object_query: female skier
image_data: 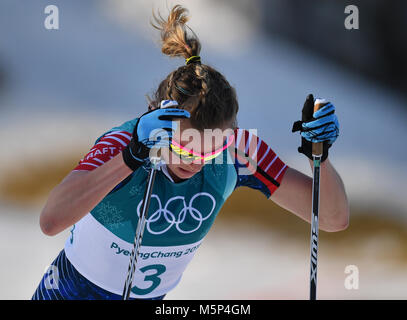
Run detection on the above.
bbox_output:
[32,5,349,300]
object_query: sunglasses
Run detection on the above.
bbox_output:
[169,135,234,163]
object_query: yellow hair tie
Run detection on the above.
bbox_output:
[185,56,201,65]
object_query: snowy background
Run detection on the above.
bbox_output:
[0,0,406,299]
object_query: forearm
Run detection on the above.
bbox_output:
[41,153,133,235]
[309,158,350,231]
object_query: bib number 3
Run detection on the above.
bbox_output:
[131,264,166,295]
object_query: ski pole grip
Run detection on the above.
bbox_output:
[312,101,324,156]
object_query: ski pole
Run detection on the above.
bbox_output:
[309,101,323,300]
[122,155,160,300]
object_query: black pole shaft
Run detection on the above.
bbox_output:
[309,155,321,300]
[122,166,157,300]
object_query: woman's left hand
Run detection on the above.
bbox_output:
[292,94,340,162]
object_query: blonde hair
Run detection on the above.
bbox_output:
[150,5,239,130]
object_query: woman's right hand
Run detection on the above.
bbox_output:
[122,100,190,170]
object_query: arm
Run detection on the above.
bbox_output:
[40,130,134,236]
[233,126,349,232]
[270,158,349,232]
[40,153,133,236]
[40,106,189,236]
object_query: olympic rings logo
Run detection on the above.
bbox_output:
[136,192,216,235]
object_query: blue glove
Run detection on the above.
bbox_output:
[300,99,339,144]
[123,100,190,170]
[292,94,339,162]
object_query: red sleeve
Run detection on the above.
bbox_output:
[233,128,289,197]
[73,130,132,171]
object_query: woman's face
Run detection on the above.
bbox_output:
[161,118,232,182]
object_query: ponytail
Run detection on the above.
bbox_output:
[149,5,239,130]
[152,5,201,60]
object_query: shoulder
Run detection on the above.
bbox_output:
[71,118,138,172]
[94,118,139,144]
[231,127,289,198]
[109,118,140,134]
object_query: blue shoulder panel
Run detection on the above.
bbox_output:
[233,160,271,199]
[94,118,140,144]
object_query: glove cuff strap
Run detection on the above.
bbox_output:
[292,120,303,132]
[122,142,145,171]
